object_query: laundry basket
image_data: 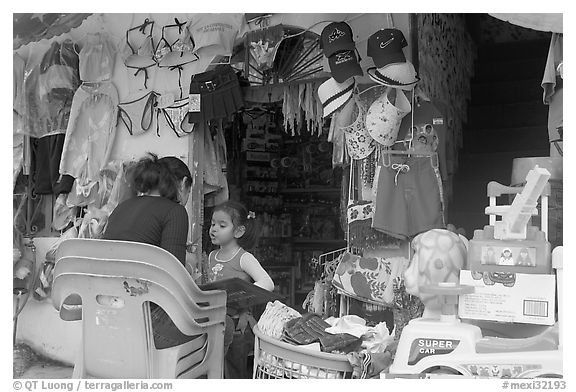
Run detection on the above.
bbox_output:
[252,325,353,379]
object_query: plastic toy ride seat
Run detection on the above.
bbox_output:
[475,324,559,354]
[51,239,227,379]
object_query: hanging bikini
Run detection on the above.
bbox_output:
[154,18,199,99]
[117,90,157,136]
[157,96,195,137]
[122,18,157,90]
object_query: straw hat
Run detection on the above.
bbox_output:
[367,61,420,91]
[317,77,355,118]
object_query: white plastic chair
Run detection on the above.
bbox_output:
[52,239,227,379]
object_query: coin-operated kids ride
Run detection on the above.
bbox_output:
[389,168,562,378]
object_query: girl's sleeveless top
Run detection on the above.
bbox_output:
[207,248,253,283]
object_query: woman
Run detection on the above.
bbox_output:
[103,152,193,349]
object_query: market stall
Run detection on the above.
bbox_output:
[13,12,562,380]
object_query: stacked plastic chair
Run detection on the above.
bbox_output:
[52,239,227,379]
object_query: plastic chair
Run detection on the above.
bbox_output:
[52,239,227,379]
[56,239,221,302]
[53,256,225,323]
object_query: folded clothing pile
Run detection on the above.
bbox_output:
[257,300,302,340]
[282,313,362,354]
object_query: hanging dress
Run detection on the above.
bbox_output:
[59,81,119,199]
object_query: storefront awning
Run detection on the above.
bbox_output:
[489,13,562,33]
[13,13,92,50]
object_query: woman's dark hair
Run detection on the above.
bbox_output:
[213,200,259,250]
[158,156,192,188]
[130,153,191,203]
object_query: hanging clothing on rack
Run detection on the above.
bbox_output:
[187,65,244,125]
[78,32,116,83]
[154,18,198,99]
[30,134,75,195]
[25,40,80,195]
[157,96,195,137]
[187,13,244,65]
[117,89,158,136]
[14,53,26,187]
[59,81,119,200]
[372,153,444,240]
[541,33,563,157]
[39,39,81,135]
[121,17,158,92]
[346,160,402,250]
[203,122,229,206]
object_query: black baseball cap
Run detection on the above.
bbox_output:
[367,28,408,68]
[320,22,356,58]
[328,49,363,83]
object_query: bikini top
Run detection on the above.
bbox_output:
[122,18,156,88]
[339,95,376,160]
[154,18,198,69]
[339,95,367,135]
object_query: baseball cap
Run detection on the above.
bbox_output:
[367,28,408,68]
[328,49,363,83]
[320,22,356,58]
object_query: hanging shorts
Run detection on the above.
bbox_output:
[187,65,244,125]
[31,134,74,195]
[372,156,444,240]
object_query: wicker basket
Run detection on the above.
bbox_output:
[253,325,353,379]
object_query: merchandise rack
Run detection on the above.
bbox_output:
[252,325,353,379]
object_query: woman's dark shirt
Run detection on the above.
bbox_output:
[103,195,188,264]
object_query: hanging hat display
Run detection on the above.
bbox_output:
[320,21,356,57]
[328,49,363,82]
[366,88,412,147]
[367,28,408,68]
[317,77,355,118]
[335,97,376,160]
[367,61,420,91]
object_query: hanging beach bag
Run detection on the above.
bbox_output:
[331,251,408,306]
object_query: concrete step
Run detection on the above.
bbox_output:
[467,101,548,129]
[463,125,549,153]
[473,58,546,82]
[476,39,550,62]
[471,78,543,105]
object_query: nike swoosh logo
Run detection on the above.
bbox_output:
[379,37,394,49]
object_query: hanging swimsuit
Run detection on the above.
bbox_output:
[117,90,157,136]
[154,18,198,99]
[122,18,157,90]
[340,96,376,160]
[157,96,194,137]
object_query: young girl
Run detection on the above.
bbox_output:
[208,200,273,378]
